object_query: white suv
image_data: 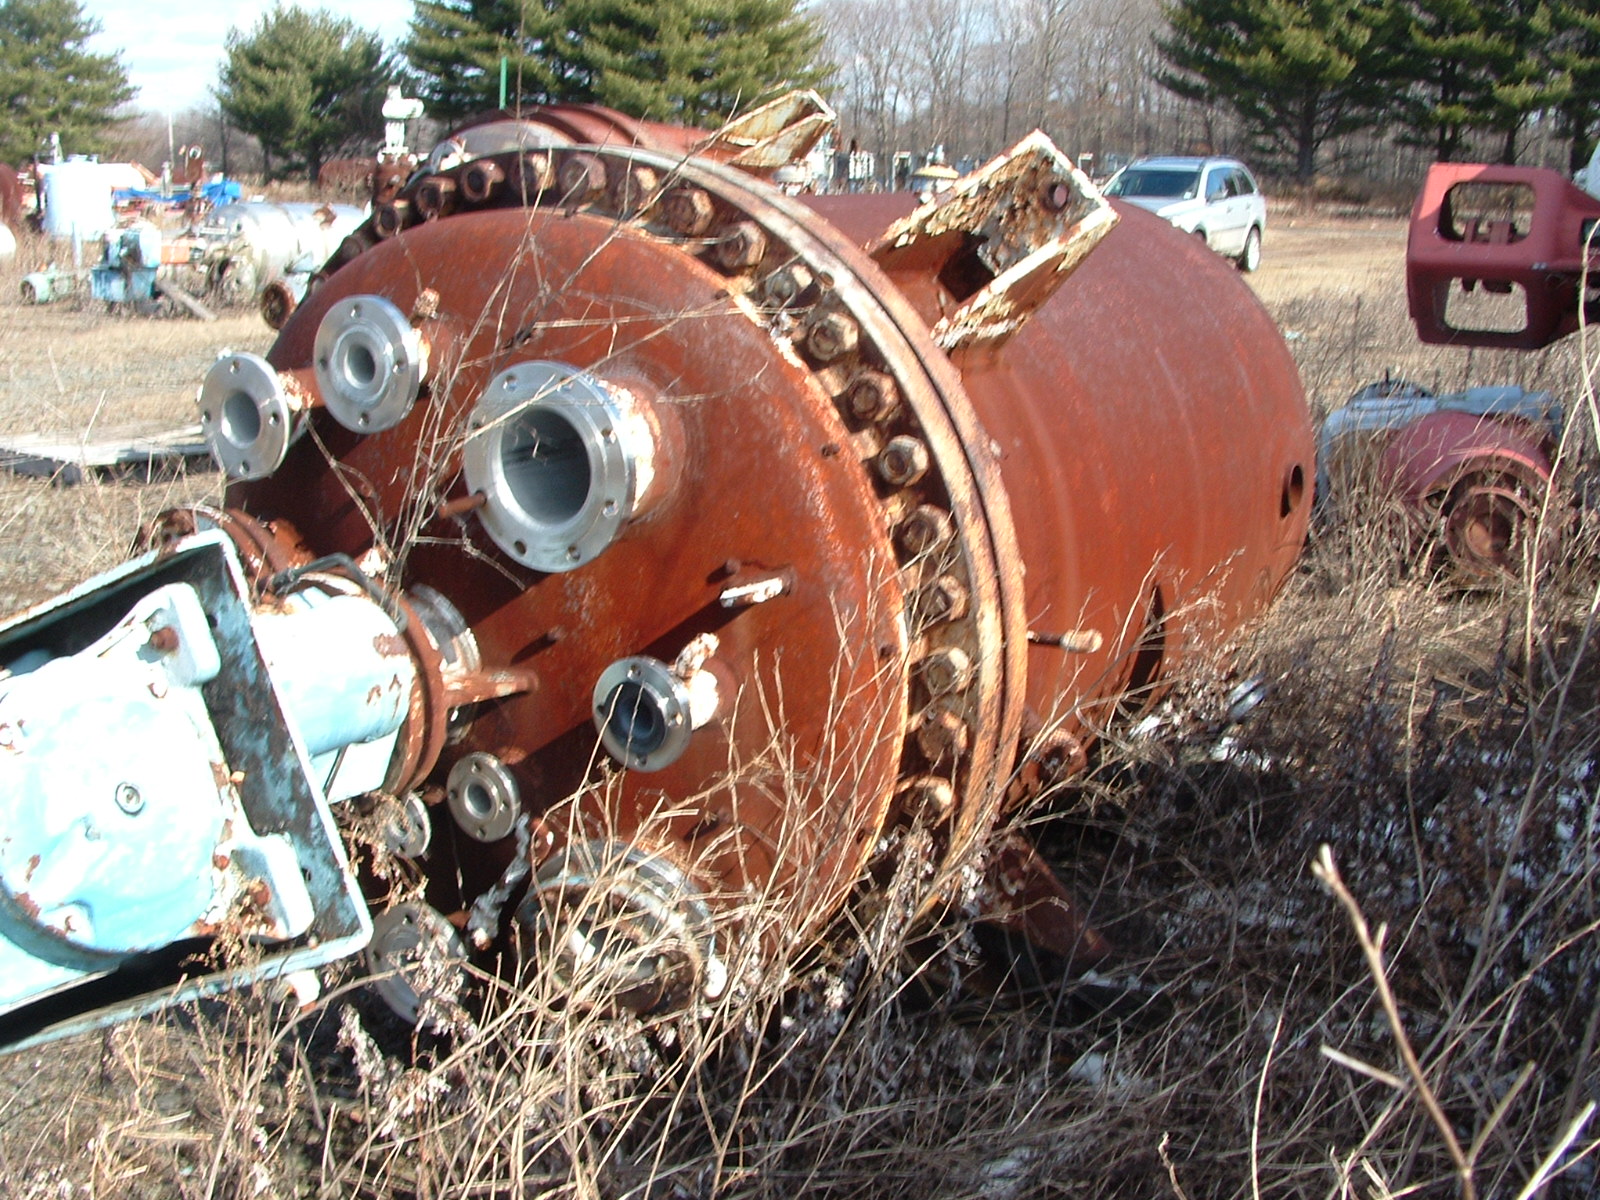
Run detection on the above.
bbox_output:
[1103,156,1266,271]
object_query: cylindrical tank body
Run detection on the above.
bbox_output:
[201,201,366,281]
[174,109,1313,1008]
[807,192,1309,734]
[41,159,116,239]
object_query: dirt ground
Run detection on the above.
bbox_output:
[1248,209,1408,301]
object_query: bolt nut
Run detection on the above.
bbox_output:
[920,574,970,624]
[114,783,144,815]
[898,504,956,558]
[806,310,860,362]
[373,200,410,239]
[261,280,297,330]
[611,164,659,216]
[845,370,901,422]
[559,153,607,204]
[517,152,556,196]
[878,436,930,486]
[461,160,505,202]
[919,646,974,696]
[763,264,814,306]
[663,187,715,236]
[916,707,970,762]
[899,774,955,822]
[715,221,767,271]
[414,175,458,220]
[1032,729,1088,778]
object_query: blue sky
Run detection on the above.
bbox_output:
[81,1,414,114]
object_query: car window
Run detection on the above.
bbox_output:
[1232,168,1258,196]
[1204,169,1228,201]
[1106,168,1200,200]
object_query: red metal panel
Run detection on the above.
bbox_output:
[1407,162,1600,349]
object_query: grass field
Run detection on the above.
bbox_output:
[0,210,1596,1199]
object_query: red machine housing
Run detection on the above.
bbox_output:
[1408,162,1600,349]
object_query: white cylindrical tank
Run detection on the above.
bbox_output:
[202,202,365,282]
[41,158,116,239]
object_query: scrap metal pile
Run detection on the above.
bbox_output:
[0,95,1314,1047]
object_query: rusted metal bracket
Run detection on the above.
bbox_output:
[868,131,1116,351]
[693,89,836,171]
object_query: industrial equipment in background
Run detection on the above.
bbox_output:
[1318,378,1561,581]
[13,138,366,318]
[198,200,366,320]
[1388,158,1600,577]
[0,91,1314,1048]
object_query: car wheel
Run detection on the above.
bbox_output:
[1236,227,1262,272]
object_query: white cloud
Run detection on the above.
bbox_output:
[82,0,412,114]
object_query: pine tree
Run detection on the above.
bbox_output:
[405,0,827,126]
[217,5,392,182]
[1387,1,1572,165]
[1157,0,1392,183]
[1551,0,1600,171]
[405,0,567,120]
[0,0,131,165]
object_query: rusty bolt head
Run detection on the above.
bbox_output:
[898,504,956,558]
[611,164,659,216]
[663,187,715,236]
[845,370,901,422]
[763,264,814,307]
[372,201,409,239]
[921,574,971,624]
[807,310,860,362]
[559,153,607,204]
[462,160,505,202]
[878,435,930,486]
[917,707,970,762]
[899,775,955,822]
[715,220,768,271]
[1035,729,1089,778]
[919,646,974,696]
[414,176,458,220]
[148,625,179,653]
[517,152,556,196]
[260,280,297,331]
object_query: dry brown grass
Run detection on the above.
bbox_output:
[0,232,269,610]
[0,218,1597,1200]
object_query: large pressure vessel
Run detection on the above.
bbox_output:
[178,105,1312,1011]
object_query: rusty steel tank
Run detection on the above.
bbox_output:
[28,98,1311,1025]
[177,102,1313,1012]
